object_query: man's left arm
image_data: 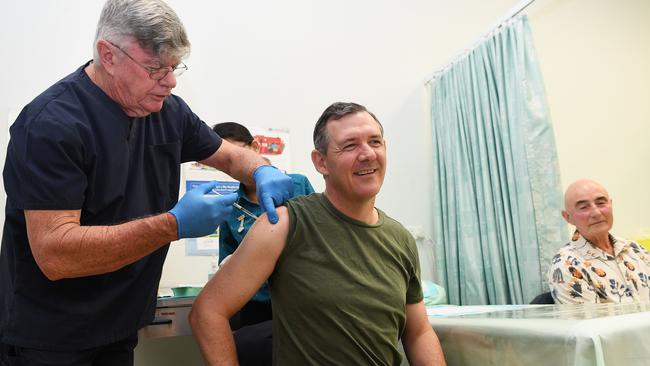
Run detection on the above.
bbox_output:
[402,301,446,366]
[190,208,290,365]
[200,140,293,223]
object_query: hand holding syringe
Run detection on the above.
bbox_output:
[212,189,259,220]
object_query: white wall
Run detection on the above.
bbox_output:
[0,0,521,289]
[2,0,648,290]
[2,0,648,365]
[527,0,650,241]
[158,0,524,286]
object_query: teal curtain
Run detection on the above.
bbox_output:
[430,16,566,305]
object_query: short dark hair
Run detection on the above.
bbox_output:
[212,122,255,145]
[313,102,383,153]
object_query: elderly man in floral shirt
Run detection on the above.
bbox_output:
[548,179,650,304]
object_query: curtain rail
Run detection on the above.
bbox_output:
[424,0,537,85]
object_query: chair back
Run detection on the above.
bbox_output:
[530,291,554,304]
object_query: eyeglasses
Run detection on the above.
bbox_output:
[108,41,188,80]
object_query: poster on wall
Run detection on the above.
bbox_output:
[251,127,292,172]
[183,127,292,256]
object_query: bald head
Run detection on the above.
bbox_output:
[562,179,613,241]
[564,179,610,210]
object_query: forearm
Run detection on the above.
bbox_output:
[403,329,446,366]
[27,211,178,280]
[189,307,239,366]
[403,301,446,365]
[227,148,266,186]
[201,140,267,186]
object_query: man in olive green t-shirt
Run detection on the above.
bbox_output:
[191,102,446,365]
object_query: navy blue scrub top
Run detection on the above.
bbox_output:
[0,61,221,351]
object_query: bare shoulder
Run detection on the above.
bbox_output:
[239,206,290,254]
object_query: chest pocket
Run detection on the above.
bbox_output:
[145,142,181,210]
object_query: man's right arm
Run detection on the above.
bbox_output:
[26,181,237,281]
[25,209,178,280]
[190,207,289,365]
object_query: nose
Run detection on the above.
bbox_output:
[358,143,376,162]
[158,71,177,89]
[588,204,604,218]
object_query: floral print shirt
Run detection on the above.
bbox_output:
[548,235,650,304]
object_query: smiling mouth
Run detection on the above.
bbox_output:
[354,169,376,176]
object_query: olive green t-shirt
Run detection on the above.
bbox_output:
[270,194,423,365]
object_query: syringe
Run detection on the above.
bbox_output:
[211,189,259,220]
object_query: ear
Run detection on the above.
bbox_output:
[561,210,571,224]
[250,139,262,154]
[311,149,328,176]
[96,40,117,74]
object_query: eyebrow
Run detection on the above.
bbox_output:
[139,53,169,69]
[144,59,165,69]
[339,134,383,144]
[574,196,608,206]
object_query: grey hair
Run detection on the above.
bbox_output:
[313,102,383,154]
[93,0,190,64]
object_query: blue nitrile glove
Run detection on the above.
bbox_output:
[253,165,293,224]
[169,181,238,239]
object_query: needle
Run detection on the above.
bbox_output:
[211,189,259,219]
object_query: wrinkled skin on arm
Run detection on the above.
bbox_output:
[25,209,177,280]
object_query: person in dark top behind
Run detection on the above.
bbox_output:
[0,1,293,365]
[212,122,315,329]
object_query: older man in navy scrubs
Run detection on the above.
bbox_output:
[0,1,292,365]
